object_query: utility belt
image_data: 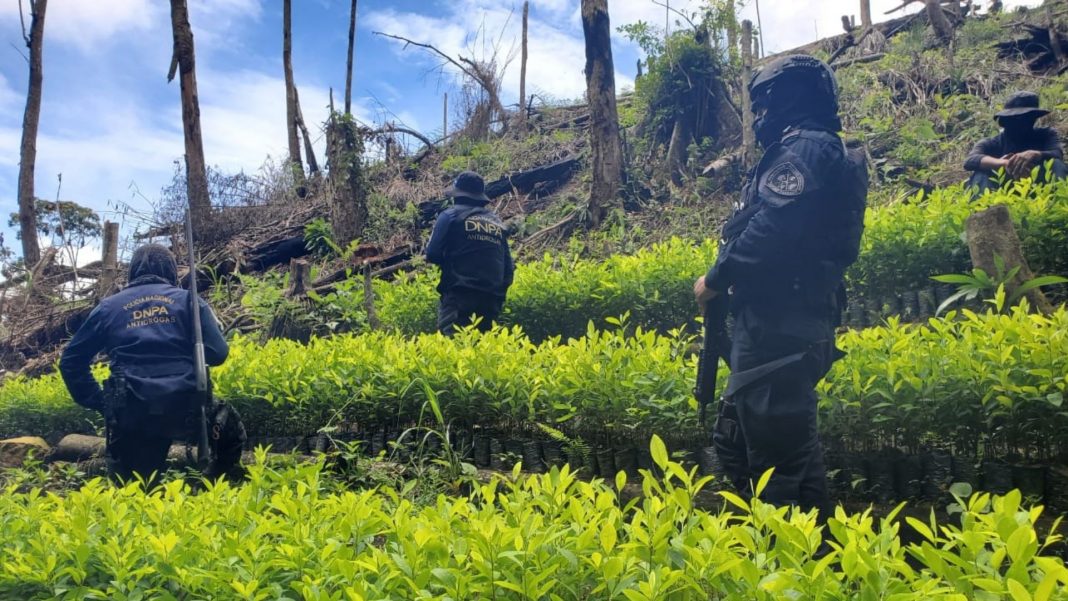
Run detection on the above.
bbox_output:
[102,373,212,438]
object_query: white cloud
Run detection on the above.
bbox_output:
[366,0,633,105]
[0,0,264,54]
[0,0,161,52]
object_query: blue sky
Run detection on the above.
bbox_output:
[0,0,1040,260]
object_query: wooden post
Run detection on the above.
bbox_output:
[98,221,119,297]
[443,93,448,140]
[965,205,1052,313]
[740,20,756,168]
[860,0,872,29]
[518,0,529,131]
[284,258,310,298]
[168,0,211,233]
[17,0,47,268]
[363,263,380,330]
[344,0,358,115]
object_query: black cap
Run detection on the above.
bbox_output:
[995,91,1050,119]
[444,171,490,203]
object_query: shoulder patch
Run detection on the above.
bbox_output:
[764,162,806,197]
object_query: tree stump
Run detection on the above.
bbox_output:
[284,258,311,299]
[965,204,1052,313]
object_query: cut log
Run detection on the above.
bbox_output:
[0,436,51,467]
[965,205,1052,313]
[50,433,105,462]
[702,152,741,177]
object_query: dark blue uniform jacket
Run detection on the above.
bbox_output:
[706,125,867,311]
[59,276,229,412]
[425,200,515,298]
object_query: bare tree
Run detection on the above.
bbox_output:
[518,0,529,131]
[16,0,47,268]
[168,0,211,231]
[283,0,305,187]
[581,0,623,227]
[373,25,514,139]
[740,20,756,168]
[345,0,358,115]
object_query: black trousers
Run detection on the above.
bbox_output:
[966,158,1068,196]
[713,304,836,514]
[437,290,504,336]
[106,400,247,485]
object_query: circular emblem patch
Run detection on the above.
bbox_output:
[764,162,805,197]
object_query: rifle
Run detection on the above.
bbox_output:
[695,292,731,433]
[184,210,212,470]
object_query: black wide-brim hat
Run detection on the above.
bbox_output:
[445,170,490,202]
[995,91,1050,119]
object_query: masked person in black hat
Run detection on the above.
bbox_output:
[965,91,1066,196]
[694,55,867,515]
[60,244,246,484]
[425,171,515,335]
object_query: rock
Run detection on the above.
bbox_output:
[0,436,51,467]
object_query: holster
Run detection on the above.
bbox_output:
[102,373,129,424]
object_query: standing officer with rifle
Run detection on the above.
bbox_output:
[60,224,246,485]
[693,55,867,515]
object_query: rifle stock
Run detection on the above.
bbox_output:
[695,293,730,429]
[184,211,212,470]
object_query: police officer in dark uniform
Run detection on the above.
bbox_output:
[964,91,1067,196]
[59,244,246,483]
[426,171,515,335]
[694,55,867,514]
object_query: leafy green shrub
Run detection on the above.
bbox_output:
[1,444,1065,600]
[5,306,1067,463]
[324,180,1068,338]
[0,371,100,442]
[849,179,1068,301]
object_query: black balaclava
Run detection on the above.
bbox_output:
[128,244,178,285]
[999,114,1040,142]
[752,71,842,149]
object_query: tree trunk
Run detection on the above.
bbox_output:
[925,0,954,41]
[518,0,529,131]
[740,20,756,168]
[345,0,358,115]
[581,0,623,228]
[326,113,367,247]
[17,0,47,268]
[965,204,1052,313]
[98,221,119,297]
[860,0,873,28]
[169,0,211,232]
[294,85,319,174]
[283,0,305,188]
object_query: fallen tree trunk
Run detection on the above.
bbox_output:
[244,235,309,272]
[417,156,580,226]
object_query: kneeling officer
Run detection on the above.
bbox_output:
[60,244,245,483]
